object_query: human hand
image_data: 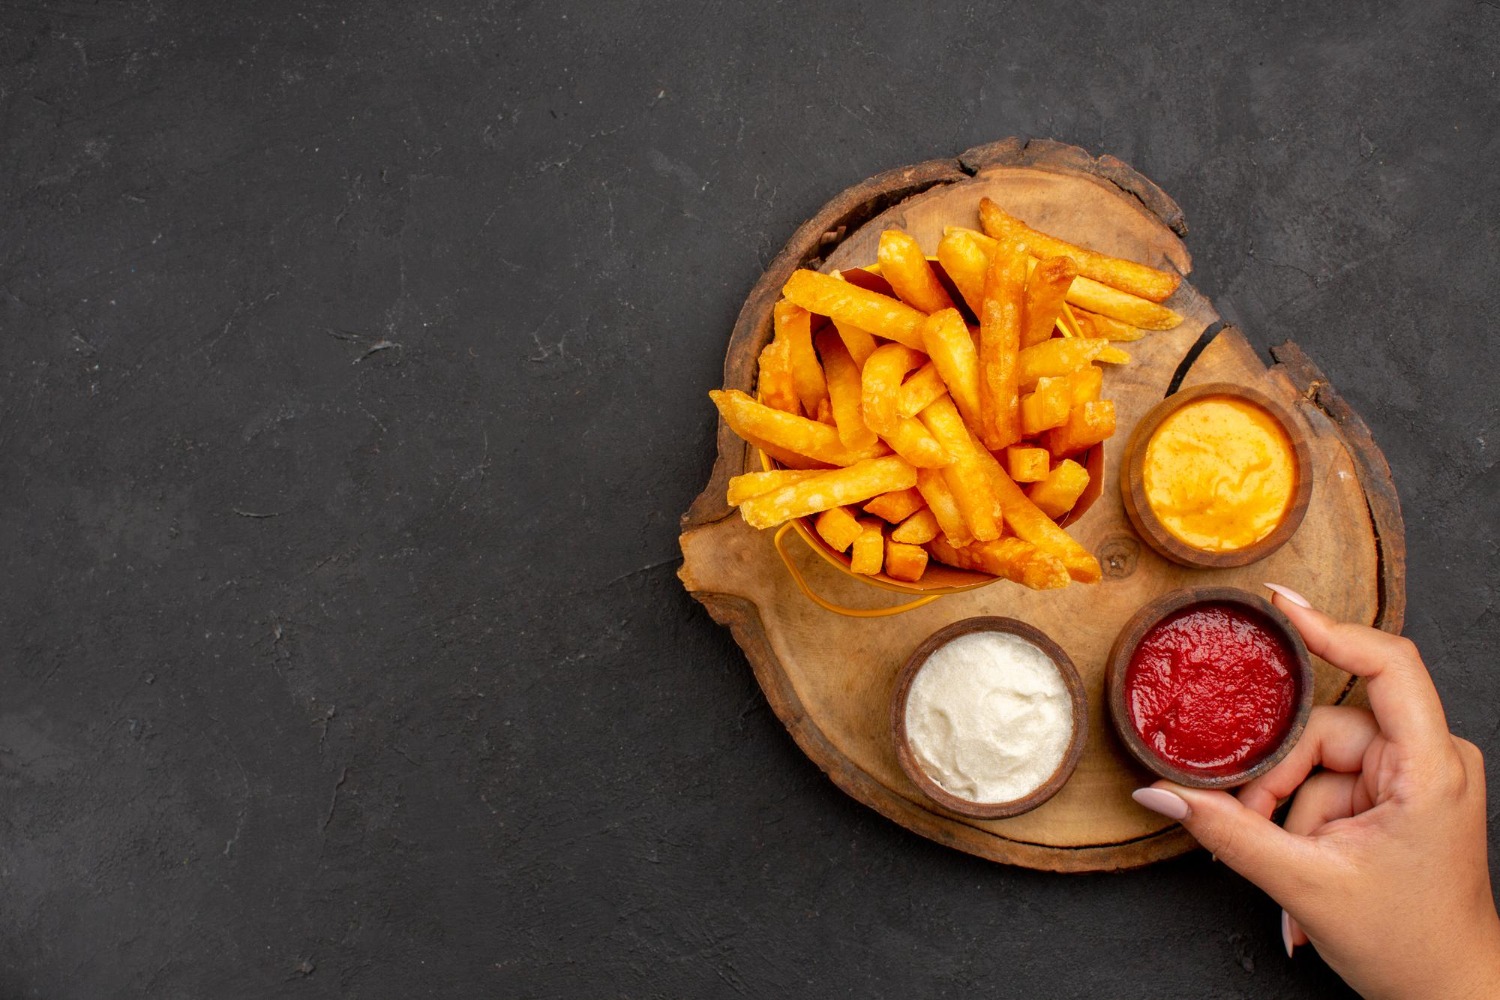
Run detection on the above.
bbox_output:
[1130,585,1500,1000]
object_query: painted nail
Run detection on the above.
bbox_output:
[1281,909,1295,958]
[1132,787,1190,821]
[1264,583,1312,609]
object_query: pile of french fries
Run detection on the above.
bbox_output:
[711,197,1183,591]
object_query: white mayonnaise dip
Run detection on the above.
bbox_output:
[904,630,1072,803]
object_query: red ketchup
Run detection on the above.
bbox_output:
[1124,603,1297,775]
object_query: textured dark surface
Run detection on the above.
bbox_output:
[1,1,1496,997]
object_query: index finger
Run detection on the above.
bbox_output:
[1268,588,1449,749]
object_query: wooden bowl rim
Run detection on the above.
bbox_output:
[1119,381,1314,569]
[1104,587,1315,789]
[890,616,1089,818]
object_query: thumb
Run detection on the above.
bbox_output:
[1136,782,1320,901]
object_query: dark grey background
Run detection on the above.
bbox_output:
[1,1,1495,996]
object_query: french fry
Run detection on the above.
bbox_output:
[878,229,954,314]
[1021,255,1079,349]
[927,536,1070,591]
[782,269,927,350]
[756,337,800,414]
[953,226,1182,331]
[737,456,919,529]
[815,506,864,552]
[1066,366,1104,405]
[918,395,1002,542]
[815,330,879,452]
[814,398,835,425]
[861,344,926,436]
[774,300,828,416]
[978,244,1026,450]
[978,197,1182,303]
[727,470,823,506]
[884,539,929,583]
[1005,446,1050,484]
[1027,460,1091,520]
[1018,337,1109,389]
[1020,376,1072,435]
[710,389,885,467]
[898,363,948,418]
[935,228,989,315]
[864,487,926,524]
[1073,308,1146,342]
[970,446,1102,582]
[1065,274,1182,330]
[739,431,830,471]
[891,508,940,545]
[919,309,982,429]
[883,417,952,469]
[850,519,884,575]
[1097,346,1131,365]
[915,467,973,548]
[832,319,878,367]
[1043,400,1116,458]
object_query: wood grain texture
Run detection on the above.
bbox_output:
[679,140,1404,871]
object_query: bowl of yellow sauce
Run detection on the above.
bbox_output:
[1120,383,1313,568]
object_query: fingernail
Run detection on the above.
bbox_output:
[1264,583,1312,609]
[1132,787,1190,821]
[1281,909,1295,958]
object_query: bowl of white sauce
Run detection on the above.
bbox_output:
[891,617,1088,819]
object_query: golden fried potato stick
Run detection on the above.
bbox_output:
[1017,337,1109,389]
[978,244,1026,450]
[890,507,940,545]
[1072,308,1146,342]
[883,538,929,583]
[815,506,864,552]
[782,270,926,350]
[727,469,823,506]
[1020,376,1072,435]
[1027,460,1091,520]
[882,417,952,468]
[773,300,828,417]
[935,229,989,316]
[1021,255,1079,349]
[970,445,1102,583]
[755,336,801,414]
[737,456,918,530]
[710,389,886,467]
[978,197,1182,303]
[861,344,926,436]
[815,330,879,453]
[863,487,926,524]
[1065,366,1103,405]
[832,319,878,367]
[1096,346,1131,365]
[1064,275,1181,330]
[927,536,1070,591]
[878,229,954,314]
[897,363,948,419]
[915,467,973,548]
[949,227,1182,331]
[850,519,885,575]
[738,431,829,471]
[919,309,982,429]
[1043,400,1116,458]
[918,396,1002,542]
[1004,445,1050,484]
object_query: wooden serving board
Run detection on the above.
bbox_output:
[678,139,1405,872]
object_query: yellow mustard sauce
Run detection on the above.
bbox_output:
[1142,396,1295,553]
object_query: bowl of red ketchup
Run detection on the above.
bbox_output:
[1105,587,1314,789]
